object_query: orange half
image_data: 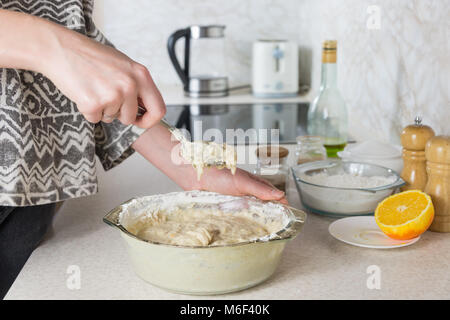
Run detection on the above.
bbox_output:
[375,190,434,240]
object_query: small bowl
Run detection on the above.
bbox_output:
[337,151,404,173]
[103,191,306,295]
[337,142,403,173]
[291,160,405,217]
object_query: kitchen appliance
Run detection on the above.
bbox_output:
[292,160,405,217]
[252,103,298,142]
[103,191,306,295]
[167,25,228,98]
[164,103,309,144]
[252,40,299,98]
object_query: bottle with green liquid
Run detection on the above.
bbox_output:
[307,40,348,158]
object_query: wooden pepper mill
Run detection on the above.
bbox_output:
[425,135,450,232]
[400,117,435,191]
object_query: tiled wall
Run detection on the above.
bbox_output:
[95,0,449,143]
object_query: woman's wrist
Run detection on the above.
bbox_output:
[0,9,76,77]
[1,11,40,70]
[132,124,203,190]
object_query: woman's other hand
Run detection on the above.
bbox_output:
[197,167,288,205]
[0,9,165,128]
[132,124,288,204]
[45,29,166,128]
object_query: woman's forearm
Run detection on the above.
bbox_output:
[132,124,202,190]
[0,8,166,128]
[0,9,59,72]
[132,124,286,202]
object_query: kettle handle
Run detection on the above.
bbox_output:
[167,28,190,89]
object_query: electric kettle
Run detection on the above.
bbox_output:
[167,25,228,98]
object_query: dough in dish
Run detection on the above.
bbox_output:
[119,191,290,247]
[135,207,270,246]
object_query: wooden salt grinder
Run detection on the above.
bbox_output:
[400,117,435,191]
[425,136,450,232]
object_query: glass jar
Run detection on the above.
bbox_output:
[253,146,289,192]
[295,136,327,164]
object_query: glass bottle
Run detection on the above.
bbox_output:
[307,40,348,157]
[295,136,327,164]
[253,146,289,192]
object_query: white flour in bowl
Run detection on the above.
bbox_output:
[297,172,399,214]
[302,172,397,189]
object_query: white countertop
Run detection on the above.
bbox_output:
[5,145,450,299]
[159,84,311,106]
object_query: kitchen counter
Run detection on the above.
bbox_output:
[5,145,450,299]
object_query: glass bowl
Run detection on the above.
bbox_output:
[291,160,405,217]
[103,191,306,295]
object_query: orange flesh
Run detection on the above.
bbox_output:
[377,193,428,225]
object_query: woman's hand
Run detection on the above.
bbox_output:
[0,9,165,128]
[202,168,288,204]
[132,124,288,204]
[44,30,166,128]
[197,167,287,204]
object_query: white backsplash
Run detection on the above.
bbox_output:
[95,0,449,143]
[297,0,449,144]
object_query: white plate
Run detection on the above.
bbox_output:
[329,216,420,249]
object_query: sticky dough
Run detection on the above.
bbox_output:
[174,131,237,180]
[135,207,270,246]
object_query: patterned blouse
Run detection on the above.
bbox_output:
[0,0,144,206]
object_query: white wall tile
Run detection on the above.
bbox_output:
[94,0,449,142]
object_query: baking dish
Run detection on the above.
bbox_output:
[292,160,405,217]
[103,191,306,295]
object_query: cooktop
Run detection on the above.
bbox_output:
[165,103,310,145]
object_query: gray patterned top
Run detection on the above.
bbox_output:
[0,0,145,206]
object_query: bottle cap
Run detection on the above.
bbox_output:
[322,40,337,63]
[256,146,289,159]
[323,40,337,49]
[400,116,435,151]
[425,135,450,164]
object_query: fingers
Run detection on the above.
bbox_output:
[278,197,289,205]
[251,175,289,205]
[76,63,163,128]
[251,174,277,189]
[101,105,121,124]
[79,90,123,125]
[133,64,166,128]
[77,97,104,124]
[237,170,285,201]
[83,112,103,124]
[117,80,138,125]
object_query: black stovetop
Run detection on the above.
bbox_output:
[165,103,310,145]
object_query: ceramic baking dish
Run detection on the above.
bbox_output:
[103,191,306,295]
